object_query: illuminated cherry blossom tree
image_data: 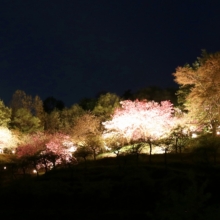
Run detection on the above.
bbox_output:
[0,127,19,153]
[16,132,76,174]
[44,133,76,168]
[103,100,175,161]
[16,133,46,175]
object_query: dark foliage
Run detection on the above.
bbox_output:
[0,156,220,219]
[43,96,65,113]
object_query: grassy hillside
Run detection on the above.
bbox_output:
[0,154,220,219]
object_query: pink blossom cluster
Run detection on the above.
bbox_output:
[16,132,76,170]
[103,100,175,143]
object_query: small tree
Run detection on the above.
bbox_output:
[170,125,191,154]
[72,112,103,160]
[74,146,93,162]
[86,135,104,160]
[103,132,126,157]
[16,133,46,175]
[16,132,75,173]
[44,133,74,169]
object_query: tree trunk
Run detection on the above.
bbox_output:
[164,148,167,168]
[42,157,48,173]
[32,160,39,177]
[149,141,152,163]
[211,120,217,137]
[179,146,183,162]
[175,138,178,154]
[93,150,96,160]
[114,150,120,157]
[52,160,56,169]
[44,164,48,173]
[22,166,26,176]
[83,156,87,162]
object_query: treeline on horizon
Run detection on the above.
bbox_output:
[1,49,220,171]
[0,86,178,134]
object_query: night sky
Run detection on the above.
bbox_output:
[1,1,220,107]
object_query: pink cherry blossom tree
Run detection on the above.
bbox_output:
[16,132,76,174]
[103,99,175,162]
[0,127,19,153]
[16,132,46,175]
[44,133,76,169]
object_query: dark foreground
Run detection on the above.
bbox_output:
[0,155,220,219]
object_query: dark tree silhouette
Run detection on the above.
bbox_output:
[78,97,97,111]
[43,96,65,113]
[122,89,133,100]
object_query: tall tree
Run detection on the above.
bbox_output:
[93,92,120,121]
[78,97,97,111]
[43,96,65,114]
[44,110,61,133]
[121,89,134,100]
[10,90,45,128]
[44,105,85,133]
[59,104,85,133]
[32,95,45,125]
[173,50,220,135]
[12,108,43,133]
[0,100,11,127]
[10,90,32,115]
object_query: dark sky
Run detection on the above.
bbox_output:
[1,0,220,107]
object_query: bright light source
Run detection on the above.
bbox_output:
[192,133,197,138]
[4,166,6,170]
[33,169,37,173]
[104,145,111,151]
[182,129,188,135]
[189,126,196,132]
[0,127,18,151]
[217,131,220,135]
[68,146,77,152]
[152,146,164,154]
